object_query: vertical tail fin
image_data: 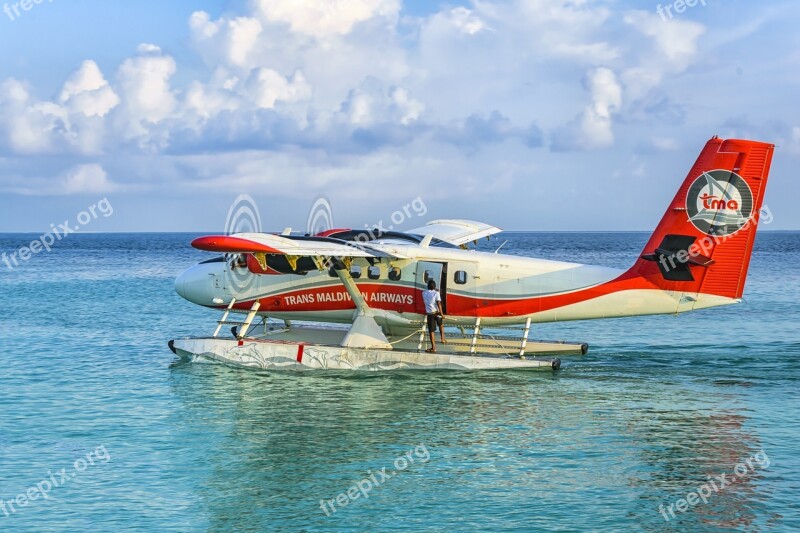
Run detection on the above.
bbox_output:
[628,137,774,304]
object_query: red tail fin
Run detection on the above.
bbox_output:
[629,137,774,301]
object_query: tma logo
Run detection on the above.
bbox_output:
[686,170,754,236]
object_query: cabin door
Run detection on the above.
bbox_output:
[447,261,482,318]
[415,261,447,315]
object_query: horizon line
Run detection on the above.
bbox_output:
[1,229,799,235]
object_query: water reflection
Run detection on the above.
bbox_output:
[167,362,774,531]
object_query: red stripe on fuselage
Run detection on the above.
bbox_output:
[227,271,666,318]
[445,271,655,317]
[235,284,418,314]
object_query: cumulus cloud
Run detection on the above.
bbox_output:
[59,60,120,118]
[0,0,666,203]
[183,79,240,121]
[245,68,312,109]
[0,64,121,157]
[552,67,622,151]
[2,0,792,228]
[116,45,177,134]
[448,6,488,35]
[254,0,401,39]
[512,0,619,62]
[620,11,705,105]
[0,79,65,154]
[340,77,423,126]
[624,11,705,71]
[0,1,705,162]
[189,12,263,69]
[2,163,117,195]
[59,163,116,195]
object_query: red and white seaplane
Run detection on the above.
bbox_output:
[170,137,774,371]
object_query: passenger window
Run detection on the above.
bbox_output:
[350,265,362,279]
[454,270,468,285]
[424,270,433,283]
[388,267,402,281]
[368,265,381,280]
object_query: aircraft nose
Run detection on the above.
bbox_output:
[175,262,222,306]
[174,270,188,300]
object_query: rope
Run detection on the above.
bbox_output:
[389,328,427,346]
[363,327,426,349]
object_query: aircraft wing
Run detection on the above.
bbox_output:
[406,219,502,246]
[191,233,393,258]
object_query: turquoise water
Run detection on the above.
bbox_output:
[0,232,798,532]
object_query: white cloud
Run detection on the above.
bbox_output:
[60,163,116,195]
[0,1,719,161]
[184,78,240,121]
[2,163,117,195]
[0,1,652,195]
[226,17,263,67]
[137,43,163,54]
[0,77,117,156]
[339,77,423,126]
[553,67,622,151]
[448,6,487,35]
[625,11,705,69]
[117,50,176,124]
[0,79,67,154]
[389,87,424,125]
[177,140,521,204]
[1,0,797,234]
[59,60,120,118]
[192,0,412,113]
[254,0,400,39]
[113,46,177,147]
[621,11,705,100]
[505,0,619,63]
[245,68,312,109]
[189,12,263,69]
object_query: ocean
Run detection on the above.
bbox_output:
[0,232,797,532]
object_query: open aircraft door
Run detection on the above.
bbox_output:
[415,261,447,315]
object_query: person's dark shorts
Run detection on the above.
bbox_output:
[426,313,442,332]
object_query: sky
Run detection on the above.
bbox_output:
[0,0,798,233]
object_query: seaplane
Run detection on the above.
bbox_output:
[169,137,774,371]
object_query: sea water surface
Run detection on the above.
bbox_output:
[0,232,798,532]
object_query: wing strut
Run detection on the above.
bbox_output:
[332,259,392,350]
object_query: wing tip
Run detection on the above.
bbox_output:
[191,235,280,254]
